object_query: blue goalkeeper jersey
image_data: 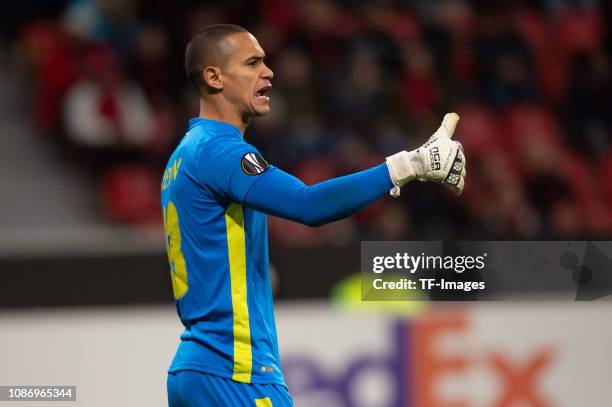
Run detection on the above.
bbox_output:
[161,117,284,385]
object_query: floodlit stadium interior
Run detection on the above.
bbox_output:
[0,1,611,406]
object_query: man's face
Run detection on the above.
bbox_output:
[219,32,274,118]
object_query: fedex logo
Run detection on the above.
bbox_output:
[282,312,555,407]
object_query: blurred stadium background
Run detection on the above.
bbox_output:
[0,0,611,406]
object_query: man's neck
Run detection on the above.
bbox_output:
[199,98,250,135]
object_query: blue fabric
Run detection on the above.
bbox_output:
[161,116,393,396]
[168,370,294,407]
[161,118,284,385]
[244,164,393,226]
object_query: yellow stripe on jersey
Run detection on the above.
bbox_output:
[163,201,189,299]
[225,203,252,383]
[255,397,273,407]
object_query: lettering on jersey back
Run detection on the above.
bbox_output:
[161,157,183,190]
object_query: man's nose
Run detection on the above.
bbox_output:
[262,63,274,80]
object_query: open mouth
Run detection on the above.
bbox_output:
[255,85,272,102]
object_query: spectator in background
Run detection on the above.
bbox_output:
[63,45,154,165]
[13,0,612,238]
[398,41,440,118]
[474,7,536,106]
[327,47,389,132]
[566,51,612,158]
[126,24,180,159]
[21,21,81,134]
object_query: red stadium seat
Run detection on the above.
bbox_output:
[101,164,161,224]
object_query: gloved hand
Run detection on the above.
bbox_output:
[385,113,466,197]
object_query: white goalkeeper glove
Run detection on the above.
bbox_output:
[385,113,466,197]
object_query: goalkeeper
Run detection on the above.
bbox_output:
[163,24,466,407]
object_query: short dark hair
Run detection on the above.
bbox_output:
[184,24,248,95]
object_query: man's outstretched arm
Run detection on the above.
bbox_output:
[244,163,393,227]
[243,113,466,227]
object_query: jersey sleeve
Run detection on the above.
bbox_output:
[243,163,393,226]
[195,137,272,203]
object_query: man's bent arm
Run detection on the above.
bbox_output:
[243,164,393,227]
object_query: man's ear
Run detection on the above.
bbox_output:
[203,66,223,91]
